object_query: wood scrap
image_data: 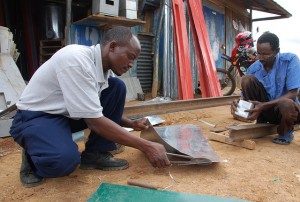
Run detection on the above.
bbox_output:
[194,119,216,127]
[127,180,158,190]
[208,132,256,150]
[210,128,228,133]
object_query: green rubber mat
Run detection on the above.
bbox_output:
[87,183,249,202]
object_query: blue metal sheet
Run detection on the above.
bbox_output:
[203,6,225,69]
[70,25,100,45]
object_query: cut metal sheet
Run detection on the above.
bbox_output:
[0,119,13,138]
[141,120,221,165]
[123,116,165,132]
[0,92,7,111]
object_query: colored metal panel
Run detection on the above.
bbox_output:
[203,6,225,69]
[171,0,194,100]
[70,25,100,46]
[186,0,222,98]
[87,183,249,202]
[137,34,154,91]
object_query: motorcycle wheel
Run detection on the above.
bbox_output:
[216,68,236,96]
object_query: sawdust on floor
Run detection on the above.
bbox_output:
[0,103,300,202]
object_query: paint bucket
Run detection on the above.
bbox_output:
[137,93,145,101]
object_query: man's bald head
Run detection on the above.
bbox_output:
[102,26,135,46]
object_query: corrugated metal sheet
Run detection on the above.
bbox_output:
[137,34,154,92]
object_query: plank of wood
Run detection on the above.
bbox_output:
[73,14,145,27]
[208,132,256,150]
[227,123,276,141]
[227,123,300,141]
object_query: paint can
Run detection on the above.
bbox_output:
[137,93,145,101]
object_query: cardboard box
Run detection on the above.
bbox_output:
[92,0,119,16]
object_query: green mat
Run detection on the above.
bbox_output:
[87,183,249,202]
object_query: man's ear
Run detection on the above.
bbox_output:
[275,48,280,54]
[109,41,117,52]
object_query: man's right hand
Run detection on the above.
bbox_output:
[85,116,170,168]
[143,142,170,168]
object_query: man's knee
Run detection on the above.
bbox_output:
[277,98,295,110]
[241,74,256,88]
[33,148,80,178]
[277,98,298,122]
[108,77,126,92]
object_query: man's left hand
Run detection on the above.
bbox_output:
[131,118,149,131]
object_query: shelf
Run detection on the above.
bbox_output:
[73,14,146,28]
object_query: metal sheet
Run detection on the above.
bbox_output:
[0,54,26,107]
[123,115,165,132]
[137,34,154,92]
[0,119,13,138]
[141,120,221,165]
[124,95,239,118]
[87,183,249,202]
[0,92,7,111]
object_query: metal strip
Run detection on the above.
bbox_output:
[1,96,239,120]
[124,95,239,118]
[0,103,17,119]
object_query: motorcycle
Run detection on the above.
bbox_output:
[217,31,257,96]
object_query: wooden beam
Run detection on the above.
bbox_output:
[208,132,256,150]
[227,124,300,141]
[73,14,146,27]
[227,123,277,141]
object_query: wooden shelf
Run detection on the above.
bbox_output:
[39,39,65,65]
[73,14,146,28]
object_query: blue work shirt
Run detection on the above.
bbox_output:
[246,53,300,103]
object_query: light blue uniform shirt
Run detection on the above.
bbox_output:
[246,53,300,103]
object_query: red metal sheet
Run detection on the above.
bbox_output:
[187,0,222,97]
[171,0,194,100]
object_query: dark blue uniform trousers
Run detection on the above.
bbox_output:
[10,77,126,178]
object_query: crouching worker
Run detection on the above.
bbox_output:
[10,26,170,188]
[231,32,300,145]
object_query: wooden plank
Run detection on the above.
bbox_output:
[227,123,277,141]
[208,132,256,150]
[227,124,300,141]
[73,14,146,28]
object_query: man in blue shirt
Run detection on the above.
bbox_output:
[231,32,300,145]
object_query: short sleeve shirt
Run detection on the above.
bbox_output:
[17,44,112,119]
[246,53,300,101]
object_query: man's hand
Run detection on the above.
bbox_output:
[143,142,170,168]
[131,118,149,131]
[121,117,149,131]
[245,100,263,120]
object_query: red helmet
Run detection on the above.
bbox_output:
[235,31,253,48]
